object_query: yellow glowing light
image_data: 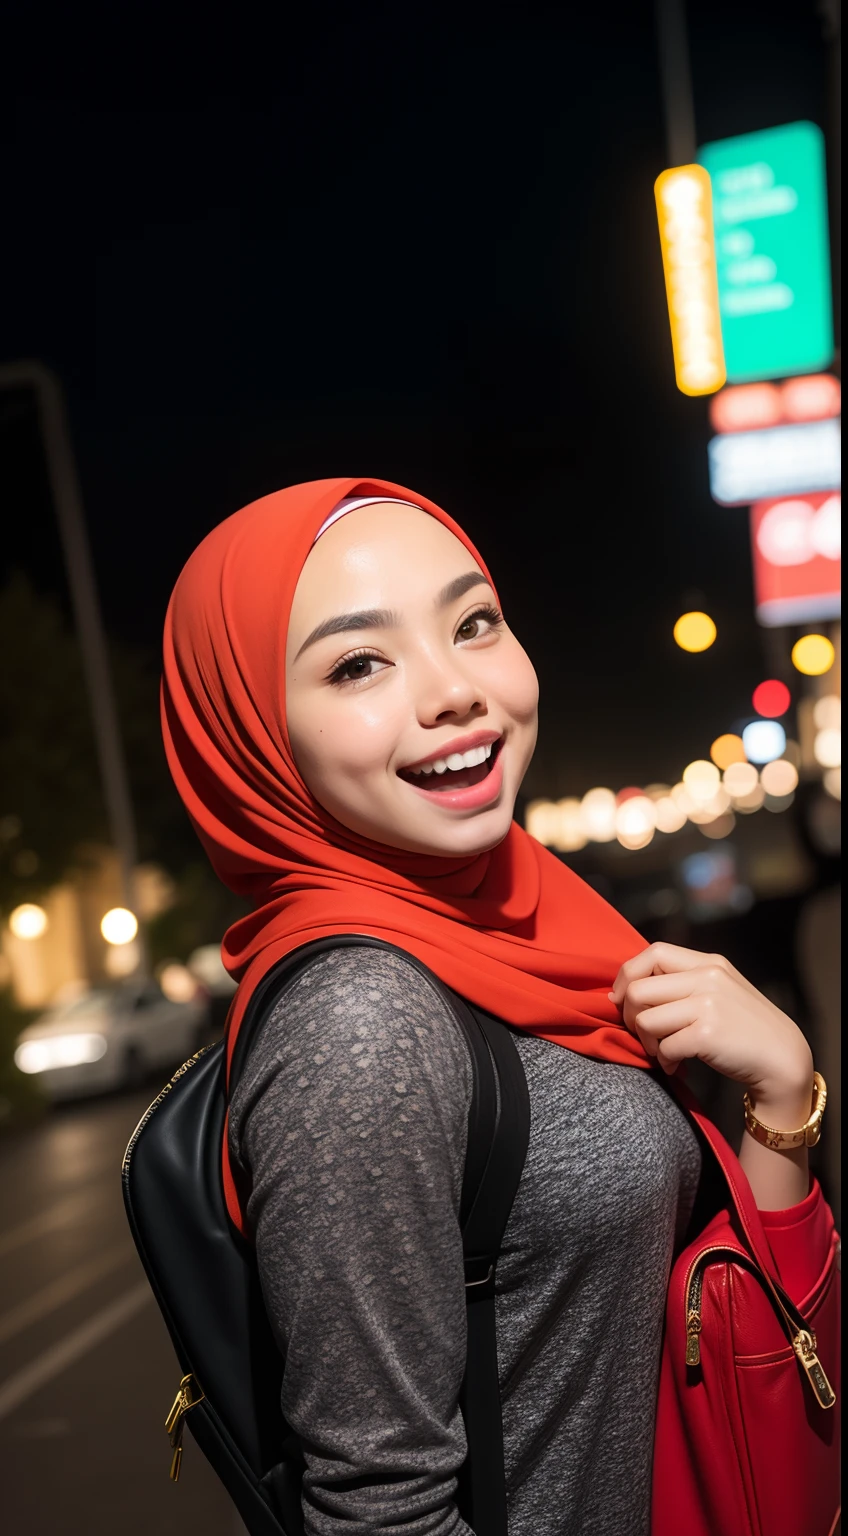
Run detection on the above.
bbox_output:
[813,695,841,731]
[760,759,799,797]
[814,729,841,769]
[100,907,139,946]
[682,760,721,802]
[723,761,759,798]
[674,612,717,653]
[579,787,618,843]
[710,733,746,769]
[8,903,48,941]
[653,796,688,833]
[823,768,841,801]
[791,634,835,676]
[654,165,726,396]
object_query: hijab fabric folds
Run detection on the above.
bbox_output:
[162,476,651,1220]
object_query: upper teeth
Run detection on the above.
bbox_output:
[408,742,495,775]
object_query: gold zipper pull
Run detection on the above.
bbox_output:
[169,1418,185,1482]
[792,1330,837,1410]
[163,1373,206,1482]
[685,1310,702,1366]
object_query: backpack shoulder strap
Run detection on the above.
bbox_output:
[228,935,530,1536]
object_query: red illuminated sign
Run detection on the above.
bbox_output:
[750,492,841,627]
[710,374,841,434]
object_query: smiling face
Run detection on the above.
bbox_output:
[285,502,539,857]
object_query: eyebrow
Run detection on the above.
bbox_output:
[293,571,491,661]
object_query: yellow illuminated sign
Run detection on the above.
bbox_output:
[655,165,727,397]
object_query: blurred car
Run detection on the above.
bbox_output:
[13,978,211,1102]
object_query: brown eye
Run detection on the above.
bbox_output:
[344,657,374,680]
[455,605,504,644]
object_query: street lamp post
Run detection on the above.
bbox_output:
[0,360,145,969]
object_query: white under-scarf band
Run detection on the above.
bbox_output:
[313,495,426,543]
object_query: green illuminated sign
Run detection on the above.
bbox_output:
[698,121,833,383]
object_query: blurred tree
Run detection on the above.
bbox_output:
[0,574,238,921]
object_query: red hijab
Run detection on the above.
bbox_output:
[162,477,651,1205]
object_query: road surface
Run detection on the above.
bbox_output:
[0,1087,248,1536]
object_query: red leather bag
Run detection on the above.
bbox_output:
[652,1081,841,1536]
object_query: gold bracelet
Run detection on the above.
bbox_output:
[743,1071,827,1151]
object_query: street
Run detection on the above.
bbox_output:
[0,1088,247,1536]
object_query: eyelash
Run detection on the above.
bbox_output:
[326,604,505,687]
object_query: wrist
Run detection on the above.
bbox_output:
[747,1078,814,1132]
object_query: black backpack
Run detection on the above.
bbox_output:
[122,935,531,1536]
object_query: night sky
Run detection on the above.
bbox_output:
[2,0,835,800]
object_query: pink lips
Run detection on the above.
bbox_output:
[402,738,505,812]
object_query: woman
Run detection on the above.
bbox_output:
[162,477,830,1536]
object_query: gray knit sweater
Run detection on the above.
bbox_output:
[229,945,702,1536]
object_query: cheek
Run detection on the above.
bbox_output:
[288,687,405,791]
[493,640,539,726]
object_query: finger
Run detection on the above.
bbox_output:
[610,942,714,1004]
[621,971,700,1012]
[655,1022,706,1074]
[627,997,698,1041]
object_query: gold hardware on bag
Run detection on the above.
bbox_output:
[792,1330,837,1410]
[683,1248,836,1410]
[165,1372,205,1482]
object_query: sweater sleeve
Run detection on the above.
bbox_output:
[759,1177,839,1303]
[228,946,475,1536]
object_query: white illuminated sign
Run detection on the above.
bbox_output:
[708,418,841,506]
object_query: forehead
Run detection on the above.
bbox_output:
[290,502,482,618]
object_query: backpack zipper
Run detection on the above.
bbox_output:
[121,1044,217,1483]
[683,1244,836,1409]
[121,1044,216,1180]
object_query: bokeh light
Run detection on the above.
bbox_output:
[723,762,759,798]
[552,799,588,852]
[686,788,731,824]
[100,907,139,946]
[823,768,841,801]
[813,695,841,731]
[615,791,656,849]
[653,795,688,833]
[158,962,199,1003]
[579,787,617,843]
[791,634,835,676]
[673,612,717,653]
[8,903,49,941]
[699,811,735,839]
[752,679,791,718]
[760,759,799,796]
[733,783,766,813]
[764,791,795,813]
[742,720,786,763]
[814,729,842,769]
[682,760,721,802]
[710,733,746,769]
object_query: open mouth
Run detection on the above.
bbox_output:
[398,737,503,793]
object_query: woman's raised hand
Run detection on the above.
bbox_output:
[609,943,814,1117]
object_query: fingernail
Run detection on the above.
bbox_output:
[608,991,617,1003]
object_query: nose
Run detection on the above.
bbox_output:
[412,650,486,727]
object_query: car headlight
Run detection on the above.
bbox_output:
[14,1033,108,1074]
